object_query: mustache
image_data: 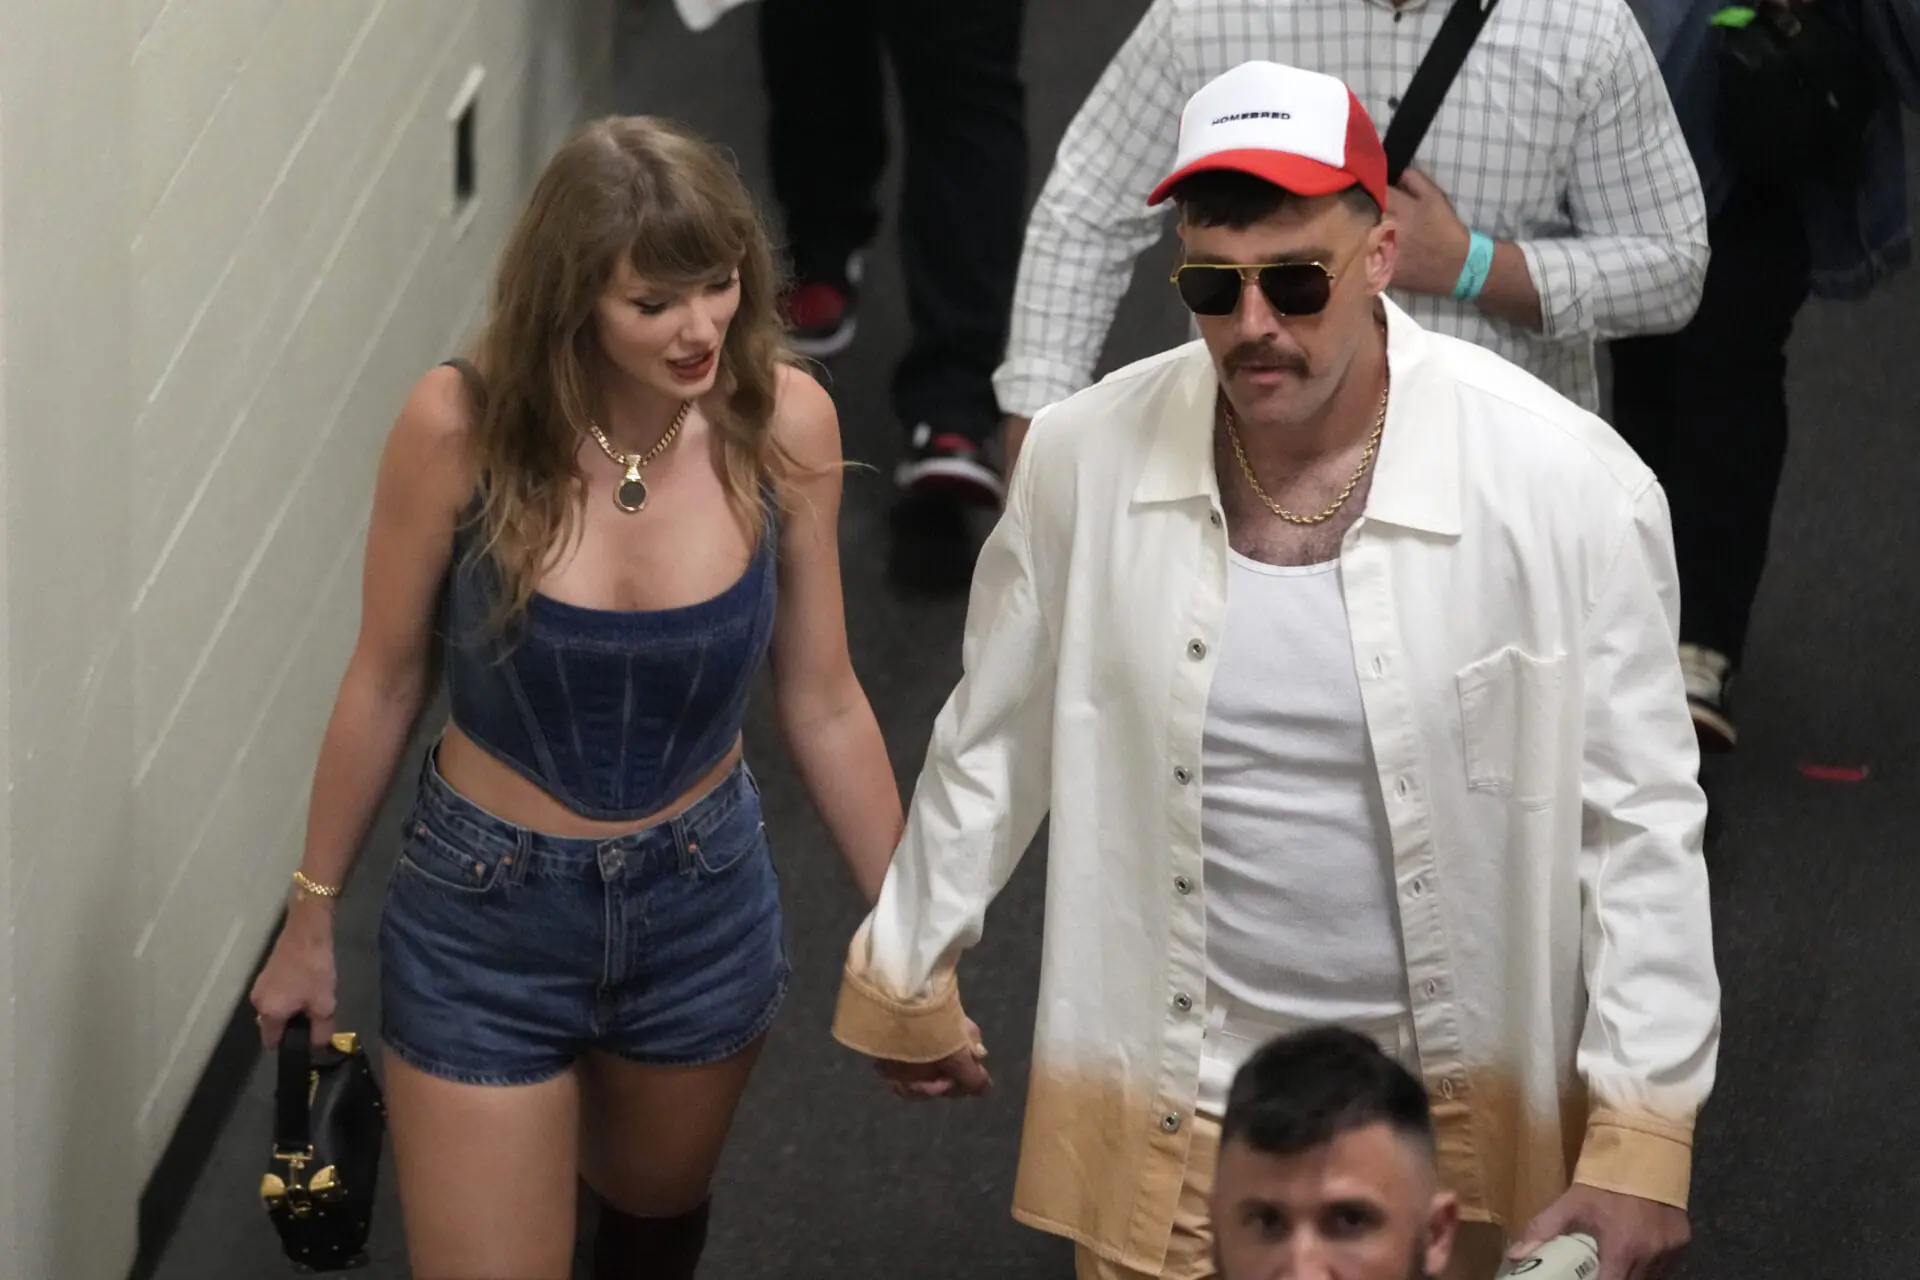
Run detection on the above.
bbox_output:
[1224,342,1309,377]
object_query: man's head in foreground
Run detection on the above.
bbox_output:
[1213,1027,1458,1280]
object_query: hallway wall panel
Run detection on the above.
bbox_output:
[0,3,612,1275]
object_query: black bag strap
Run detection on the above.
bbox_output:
[1382,0,1501,184]
[275,1014,313,1153]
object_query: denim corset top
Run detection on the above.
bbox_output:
[440,494,779,821]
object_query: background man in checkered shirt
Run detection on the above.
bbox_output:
[995,0,1709,472]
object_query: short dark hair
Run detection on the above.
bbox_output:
[1170,168,1381,230]
[1221,1027,1434,1161]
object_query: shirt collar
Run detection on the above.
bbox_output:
[1131,298,1462,537]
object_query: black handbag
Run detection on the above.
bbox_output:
[260,1016,388,1272]
[1712,1,1881,185]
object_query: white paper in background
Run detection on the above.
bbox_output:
[672,0,759,33]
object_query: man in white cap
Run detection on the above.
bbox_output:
[995,0,1708,475]
[832,61,1719,1280]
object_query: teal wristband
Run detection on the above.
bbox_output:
[1451,231,1496,303]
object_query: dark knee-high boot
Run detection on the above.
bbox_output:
[591,1199,711,1280]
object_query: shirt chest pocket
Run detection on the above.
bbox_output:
[1455,647,1568,810]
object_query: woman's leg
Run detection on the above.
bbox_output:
[384,1055,582,1280]
[577,1039,769,1279]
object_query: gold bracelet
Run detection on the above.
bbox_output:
[292,870,343,899]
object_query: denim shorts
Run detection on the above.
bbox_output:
[378,749,790,1086]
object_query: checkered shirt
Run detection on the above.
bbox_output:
[994,0,1708,415]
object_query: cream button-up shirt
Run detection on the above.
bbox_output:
[835,300,1720,1275]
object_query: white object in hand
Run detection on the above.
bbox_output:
[1494,1233,1599,1279]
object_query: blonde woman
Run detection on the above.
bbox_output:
[248,116,903,1278]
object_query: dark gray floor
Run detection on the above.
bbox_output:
[153,2,1920,1277]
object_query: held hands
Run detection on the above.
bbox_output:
[875,1017,993,1101]
[1384,170,1473,298]
[1510,1184,1690,1280]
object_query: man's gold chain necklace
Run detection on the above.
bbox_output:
[1223,368,1390,526]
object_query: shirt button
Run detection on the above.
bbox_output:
[1371,654,1386,676]
[1408,877,1426,898]
[1160,1112,1183,1133]
[1424,979,1440,999]
[1439,1080,1457,1100]
[1173,992,1194,1013]
[1174,875,1194,895]
[1174,766,1193,786]
[1209,510,1223,528]
[1395,777,1412,799]
[1187,639,1207,660]
[1389,94,1402,108]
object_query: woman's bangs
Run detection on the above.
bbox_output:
[627,183,747,286]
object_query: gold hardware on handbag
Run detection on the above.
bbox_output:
[260,1017,386,1272]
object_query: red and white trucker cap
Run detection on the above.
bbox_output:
[1147,61,1388,211]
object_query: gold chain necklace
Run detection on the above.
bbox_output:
[1223,368,1390,526]
[584,400,692,513]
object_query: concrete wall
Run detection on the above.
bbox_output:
[0,3,612,1275]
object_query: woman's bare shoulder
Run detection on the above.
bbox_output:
[383,364,481,507]
[771,362,842,469]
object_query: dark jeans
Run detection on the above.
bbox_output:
[1611,177,1812,669]
[758,0,1028,440]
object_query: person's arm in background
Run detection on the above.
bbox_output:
[1378,3,1710,339]
[997,0,1185,474]
[1510,4,1710,340]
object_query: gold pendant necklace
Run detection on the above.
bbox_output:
[585,400,692,512]
[1223,367,1390,526]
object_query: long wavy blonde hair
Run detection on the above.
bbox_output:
[463,115,795,624]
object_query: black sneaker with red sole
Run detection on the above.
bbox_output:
[894,422,1005,509]
[780,251,865,359]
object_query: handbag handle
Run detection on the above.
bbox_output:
[275,1014,314,1155]
[1382,0,1501,184]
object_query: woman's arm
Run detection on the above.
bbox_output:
[253,367,473,1043]
[766,366,903,906]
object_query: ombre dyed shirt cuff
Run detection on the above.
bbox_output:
[832,925,971,1065]
[1574,1107,1696,1210]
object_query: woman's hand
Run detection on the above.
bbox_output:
[248,902,339,1048]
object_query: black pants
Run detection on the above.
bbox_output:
[1610,178,1812,669]
[758,0,1027,439]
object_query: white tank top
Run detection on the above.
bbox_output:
[1197,551,1411,1111]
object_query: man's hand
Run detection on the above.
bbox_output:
[1384,170,1472,297]
[876,1017,992,1101]
[1510,1185,1690,1280]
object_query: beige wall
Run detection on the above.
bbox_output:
[0,2,612,1275]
